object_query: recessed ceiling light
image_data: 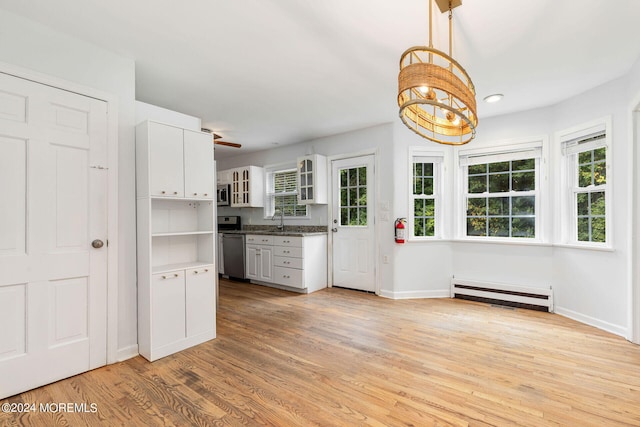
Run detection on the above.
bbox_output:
[483,94,504,103]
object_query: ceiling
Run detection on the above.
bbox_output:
[3,0,640,158]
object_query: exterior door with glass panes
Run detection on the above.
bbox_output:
[331,155,375,292]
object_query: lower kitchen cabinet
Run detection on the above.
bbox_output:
[142,265,215,361]
[245,234,327,292]
[246,235,273,282]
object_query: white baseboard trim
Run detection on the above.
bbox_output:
[116,344,139,362]
[555,306,627,338]
[379,289,450,299]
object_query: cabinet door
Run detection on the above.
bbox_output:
[149,123,184,197]
[245,245,259,279]
[151,272,186,349]
[298,158,314,203]
[259,246,273,282]
[185,267,215,337]
[184,130,214,199]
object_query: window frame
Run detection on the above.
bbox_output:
[264,166,308,219]
[557,117,612,248]
[408,148,444,241]
[456,139,547,243]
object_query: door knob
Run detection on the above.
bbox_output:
[331,228,338,232]
[92,239,104,249]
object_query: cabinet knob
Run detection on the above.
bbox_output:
[194,270,199,274]
[173,191,178,195]
[193,193,198,196]
[204,193,208,196]
[204,269,208,272]
[174,273,179,278]
[162,275,167,279]
[161,191,166,194]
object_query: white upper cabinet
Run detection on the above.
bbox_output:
[297,154,327,204]
[230,165,264,207]
[137,121,214,199]
[147,123,184,197]
[184,129,214,198]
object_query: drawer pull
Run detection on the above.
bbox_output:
[194,270,199,274]
[204,193,208,196]
[173,191,178,195]
[161,190,166,194]
[204,269,209,272]
[284,250,290,254]
[193,192,198,196]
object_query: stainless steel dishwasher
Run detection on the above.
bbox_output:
[222,233,246,279]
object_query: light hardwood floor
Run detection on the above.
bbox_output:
[2,279,640,426]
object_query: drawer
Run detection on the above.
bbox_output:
[273,235,303,247]
[274,255,303,269]
[273,245,303,258]
[246,235,274,245]
[273,266,304,288]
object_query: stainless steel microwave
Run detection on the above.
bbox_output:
[217,184,230,206]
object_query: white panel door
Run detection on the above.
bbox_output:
[0,72,108,399]
[184,130,214,199]
[331,155,376,292]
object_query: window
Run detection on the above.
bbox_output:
[339,166,367,226]
[561,123,610,245]
[460,145,541,239]
[265,168,307,218]
[409,152,443,238]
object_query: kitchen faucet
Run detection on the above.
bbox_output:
[272,209,284,230]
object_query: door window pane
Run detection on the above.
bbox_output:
[339,166,368,226]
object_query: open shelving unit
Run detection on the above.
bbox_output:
[136,120,216,362]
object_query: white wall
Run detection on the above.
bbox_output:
[550,74,631,336]
[0,10,138,358]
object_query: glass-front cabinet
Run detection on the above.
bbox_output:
[297,154,327,205]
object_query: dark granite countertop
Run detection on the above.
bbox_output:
[219,225,327,237]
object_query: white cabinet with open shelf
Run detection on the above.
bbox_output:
[136,121,216,362]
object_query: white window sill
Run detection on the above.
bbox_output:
[553,243,614,252]
[451,238,552,247]
[405,237,615,252]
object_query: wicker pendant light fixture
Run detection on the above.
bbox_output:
[398,0,477,145]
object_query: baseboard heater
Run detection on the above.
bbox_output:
[450,278,553,312]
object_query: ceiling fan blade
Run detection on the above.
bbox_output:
[214,140,242,148]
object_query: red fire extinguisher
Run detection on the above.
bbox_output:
[394,218,406,244]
